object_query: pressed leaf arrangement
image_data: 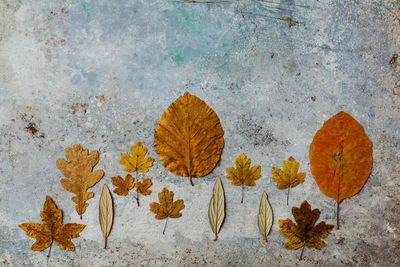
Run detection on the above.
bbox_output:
[19,196,85,257]
[271,157,306,205]
[113,142,154,206]
[154,92,224,186]
[309,111,373,228]
[57,144,104,219]
[226,153,261,203]
[278,200,333,260]
[208,177,225,241]
[257,192,273,242]
[149,188,185,234]
[99,184,113,249]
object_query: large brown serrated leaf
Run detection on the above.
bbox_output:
[154,92,224,186]
[57,144,104,218]
[278,200,333,260]
[19,196,85,257]
[208,177,225,241]
[99,184,113,249]
[309,111,373,229]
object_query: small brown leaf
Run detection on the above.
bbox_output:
[57,145,104,218]
[135,178,152,196]
[154,92,224,185]
[226,153,261,203]
[19,196,85,257]
[149,188,185,234]
[111,174,134,196]
[278,200,333,260]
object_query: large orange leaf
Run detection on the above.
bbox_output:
[309,111,373,228]
[154,92,224,185]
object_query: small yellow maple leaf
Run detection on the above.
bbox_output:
[135,178,152,196]
[120,142,154,172]
[111,174,134,196]
[278,200,333,260]
[271,157,306,205]
[19,196,85,257]
[226,153,261,203]
[149,188,185,234]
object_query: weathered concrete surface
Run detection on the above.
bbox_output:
[0,0,399,266]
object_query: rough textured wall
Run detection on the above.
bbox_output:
[0,0,399,266]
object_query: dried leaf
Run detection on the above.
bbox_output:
[120,142,154,173]
[257,191,273,242]
[208,177,225,241]
[154,92,224,186]
[149,188,185,234]
[309,111,373,228]
[99,184,113,249]
[19,196,85,257]
[226,153,261,203]
[111,174,134,196]
[57,145,104,218]
[135,178,152,196]
[278,200,333,260]
[271,157,306,205]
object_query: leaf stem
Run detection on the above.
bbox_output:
[299,245,305,260]
[103,237,107,249]
[336,202,340,229]
[163,218,168,235]
[190,176,193,186]
[241,184,244,203]
[287,186,290,205]
[214,232,218,241]
[135,171,140,206]
[47,243,53,258]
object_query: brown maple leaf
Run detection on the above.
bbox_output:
[271,157,306,205]
[278,200,333,260]
[149,188,185,234]
[57,144,104,219]
[136,178,152,196]
[19,196,85,257]
[226,153,261,203]
[111,174,134,196]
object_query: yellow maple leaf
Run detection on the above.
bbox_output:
[19,196,85,257]
[111,174,134,196]
[271,157,306,205]
[149,188,185,234]
[120,142,154,173]
[226,153,261,203]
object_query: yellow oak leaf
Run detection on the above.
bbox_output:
[149,188,185,234]
[111,174,134,196]
[226,153,261,203]
[278,200,333,260]
[135,178,152,196]
[19,196,85,257]
[57,144,104,219]
[271,157,306,205]
[120,142,154,172]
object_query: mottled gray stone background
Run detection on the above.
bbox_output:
[0,0,399,266]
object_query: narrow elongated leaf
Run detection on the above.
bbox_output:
[257,191,273,242]
[154,92,224,185]
[309,111,373,228]
[208,177,225,241]
[99,184,113,249]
